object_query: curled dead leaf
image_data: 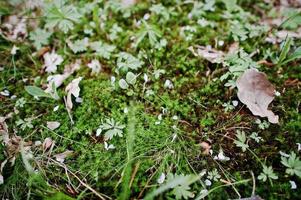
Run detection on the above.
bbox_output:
[200,141,211,155]
[54,150,73,163]
[188,45,224,63]
[42,137,53,151]
[46,121,60,130]
[65,77,83,111]
[236,68,279,124]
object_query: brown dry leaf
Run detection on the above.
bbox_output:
[42,137,53,151]
[46,121,60,130]
[54,150,73,163]
[188,45,224,63]
[65,77,83,111]
[236,68,279,124]
[0,15,27,41]
[121,0,136,7]
[200,141,211,155]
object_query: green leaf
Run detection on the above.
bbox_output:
[119,79,129,89]
[282,46,301,65]
[29,28,52,49]
[144,174,199,200]
[278,36,292,65]
[126,72,137,85]
[172,184,194,199]
[25,86,52,98]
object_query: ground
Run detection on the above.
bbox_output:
[0,0,301,199]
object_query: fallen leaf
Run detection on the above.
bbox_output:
[1,15,27,41]
[188,45,224,63]
[65,77,83,110]
[236,68,279,123]
[121,0,136,7]
[54,150,73,163]
[87,60,101,74]
[200,141,211,155]
[42,137,53,151]
[43,50,64,73]
[46,121,60,130]
[45,60,82,93]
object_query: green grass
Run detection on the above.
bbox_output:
[1,0,301,199]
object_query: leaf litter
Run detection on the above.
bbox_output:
[236,68,279,123]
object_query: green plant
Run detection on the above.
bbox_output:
[281,152,301,178]
[96,118,126,140]
[234,130,249,152]
[258,165,278,183]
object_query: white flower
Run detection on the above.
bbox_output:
[11,45,19,55]
[104,142,115,150]
[43,50,63,73]
[157,173,166,184]
[143,73,148,83]
[214,150,230,161]
[205,179,212,186]
[297,143,301,151]
[164,79,174,89]
[290,180,297,189]
[143,13,150,20]
[87,60,101,74]
[53,105,59,112]
[0,90,10,96]
[218,40,224,46]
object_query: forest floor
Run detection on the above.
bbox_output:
[0,0,301,199]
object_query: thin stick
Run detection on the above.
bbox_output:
[50,158,110,200]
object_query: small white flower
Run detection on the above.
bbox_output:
[143,73,148,83]
[87,60,101,74]
[214,150,230,161]
[232,100,238,107]
[172,115,178,120]
[11,45,19,55]
[143,13,150,20]
[157,173,166,184]
[164,79,174,89]
[104,141,115,150]
[43,50,63,73]
[218,40,224,46]
[279,151,290,157]
[53,105,59,112]
[290,180,297,189]
[0,90,10,96]
[297,143,301,151]
[275,91,281,96]
[124,107,128,114]
[205,179,212,186]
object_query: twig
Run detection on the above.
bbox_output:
[50,158,110,200]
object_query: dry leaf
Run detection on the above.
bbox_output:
[1,15,27,41]
[65,77,83,110]
[45,60,81,93]
[46,121,60,130]
[87,60,101,74]
[121,0,136,7]
[54,150,73,163]
[43,50,64,73]
[42,137,53,151]
[188,45,224,63]
[236,68,279,123]
[200,141,211,155]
